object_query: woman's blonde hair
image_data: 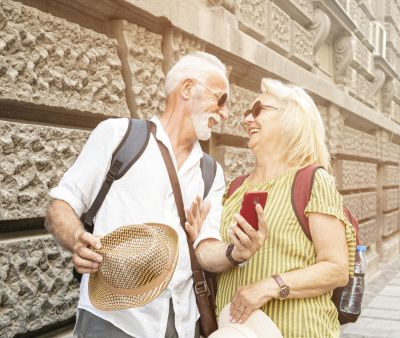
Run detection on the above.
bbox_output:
[261,78,332,173]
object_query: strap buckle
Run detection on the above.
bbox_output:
[194,280,211,296]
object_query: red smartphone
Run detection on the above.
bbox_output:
[238,192,268,230]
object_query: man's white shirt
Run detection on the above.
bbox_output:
[50,116,225,338]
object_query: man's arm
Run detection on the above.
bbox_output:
[46,119,127,274]
[45,199,103,274]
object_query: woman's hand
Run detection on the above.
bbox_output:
[228,203,269,262]
[230,279,272,323]
[185,196,211,243]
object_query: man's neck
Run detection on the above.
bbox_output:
[159,107,196,170]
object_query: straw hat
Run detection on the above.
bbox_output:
[88,223,179,311]
[209,303,283,338]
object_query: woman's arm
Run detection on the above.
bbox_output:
[230,212,349,323]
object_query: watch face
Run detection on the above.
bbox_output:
[279,286,289,299]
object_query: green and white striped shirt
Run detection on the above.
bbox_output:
[216,168,356,338]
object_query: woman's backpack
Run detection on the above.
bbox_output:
[226,165,361,325]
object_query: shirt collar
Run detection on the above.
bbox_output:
[150,116,204,162]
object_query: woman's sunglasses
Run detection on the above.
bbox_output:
[244,101,279,118]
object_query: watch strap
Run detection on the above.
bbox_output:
[225,243,243,267]
[271,274,290,299]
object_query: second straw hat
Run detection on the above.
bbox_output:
[88,223,179,311]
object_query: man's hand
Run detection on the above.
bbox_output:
[228,203,269,262]
[72,229,103,274]
[185,196,211,243]
[230,279,272,323]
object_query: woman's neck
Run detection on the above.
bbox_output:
[248,149,292,183]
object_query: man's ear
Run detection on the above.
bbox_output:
[180,79,194,100]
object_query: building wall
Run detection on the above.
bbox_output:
[0,0,399,336]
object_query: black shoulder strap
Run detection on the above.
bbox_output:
[200,152,217,200]
[82,119,151,232]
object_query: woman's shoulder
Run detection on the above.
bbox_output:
[313,167,336,187]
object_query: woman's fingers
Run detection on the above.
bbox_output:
[237,307,252,324]
[256,204,269,237]
[234,213,257,238]
[229,300,243,323]
[228,228,246,251]
[230,223,252,247]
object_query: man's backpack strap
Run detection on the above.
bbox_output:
[82,119,151,233]
[226,175,248,199]
[200,152,217,200]
[291,165,324,241]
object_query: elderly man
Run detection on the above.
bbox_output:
[45,52,267,338]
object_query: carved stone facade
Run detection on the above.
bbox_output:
[265,1,291,55]
[335,160,377,191]
[383,211,400,237]
[219,84,257,137]
[1,0,399,336]
[236,0,266,38]
[0,0,129,117]
[0,235,78,338]
[214,146,255,183]
[0,121,89,221]
[359,219,378,247]
[107,20,165,119]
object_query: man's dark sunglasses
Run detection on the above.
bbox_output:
[244,100,279,118]
[216,92,228,107]
[195,81,228,107]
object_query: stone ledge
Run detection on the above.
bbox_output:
[0,234,79,338]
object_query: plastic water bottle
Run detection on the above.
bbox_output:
[340,245,367,314]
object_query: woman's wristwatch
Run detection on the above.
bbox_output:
[271,274,290,300]
[225,243,246,267]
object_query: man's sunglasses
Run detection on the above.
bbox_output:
[195,81,228,107]
[244,101,279,118]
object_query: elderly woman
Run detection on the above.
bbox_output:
[214,78,356,338]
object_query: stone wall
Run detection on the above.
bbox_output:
[1,0,400,336]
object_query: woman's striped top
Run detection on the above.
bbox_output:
[215,168,356,338]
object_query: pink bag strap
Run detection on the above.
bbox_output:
[291,165,323,241]
[226,175,248,198]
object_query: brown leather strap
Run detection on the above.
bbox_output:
[155,137,217,335]
[271,274,285,288]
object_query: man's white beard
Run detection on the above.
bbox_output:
[191,111,220,140]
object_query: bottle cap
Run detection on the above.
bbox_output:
[356,245,367,252]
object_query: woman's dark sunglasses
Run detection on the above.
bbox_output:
[244,101,279,118]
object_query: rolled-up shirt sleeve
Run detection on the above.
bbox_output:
[49,118,126,217]
[193,162,225,248]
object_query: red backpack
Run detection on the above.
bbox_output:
[226,165,360,324]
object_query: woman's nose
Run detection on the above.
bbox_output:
[244,111,254,124]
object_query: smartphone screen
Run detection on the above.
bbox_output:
[238,192,268,230]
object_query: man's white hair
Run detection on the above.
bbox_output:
[165,51,228,94]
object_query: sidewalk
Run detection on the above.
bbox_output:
[341,255,400,338]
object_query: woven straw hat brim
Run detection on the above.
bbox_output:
[88,223,179,311]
